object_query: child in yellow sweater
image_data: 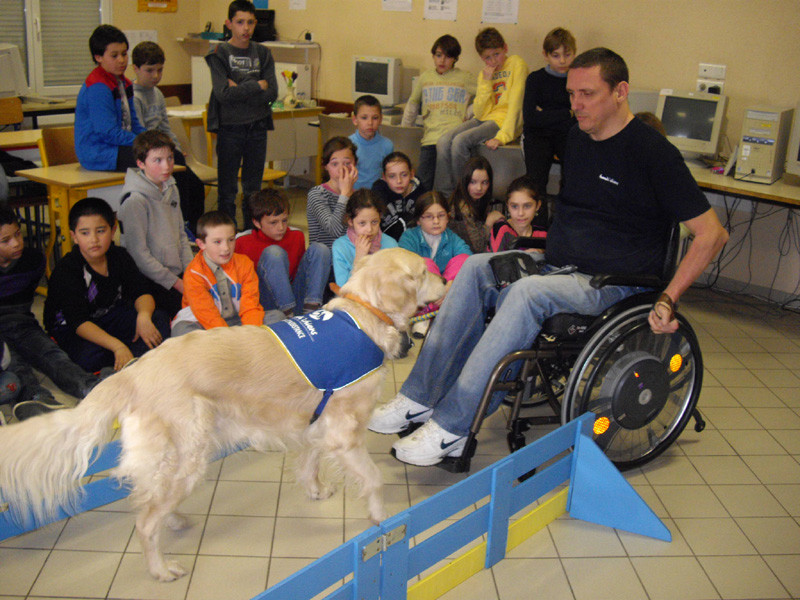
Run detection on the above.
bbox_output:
[434,27,527,196]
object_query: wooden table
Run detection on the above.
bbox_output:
[21,98,77,128]
[688,164,800,208]
[16,163,183,273]
[0,128,42,150]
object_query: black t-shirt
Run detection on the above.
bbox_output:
[44,243,150,334]
[0,247,44,314]
[545,118,710,276]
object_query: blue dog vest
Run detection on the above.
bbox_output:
[266,310,385,422]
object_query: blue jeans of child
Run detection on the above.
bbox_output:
[0,313,99,401]
[52,305,171,372]
[434,119,500,197]
[399,252,640,437]
[216,119,269,229]
[256,242,331,312]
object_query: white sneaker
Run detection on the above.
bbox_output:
[392,420,466,466]
[368,393,432,434]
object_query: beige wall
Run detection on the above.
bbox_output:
[113,0,800,152]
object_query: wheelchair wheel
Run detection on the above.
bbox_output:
[561,304,702,470]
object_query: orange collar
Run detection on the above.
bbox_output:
[329,283,395,327]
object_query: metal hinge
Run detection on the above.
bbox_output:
[361,525,407,561]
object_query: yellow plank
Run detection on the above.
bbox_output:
[408,487,569,600]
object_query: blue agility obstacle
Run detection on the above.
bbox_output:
[251,412,670,600]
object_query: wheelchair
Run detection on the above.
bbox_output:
[434,226,706,473]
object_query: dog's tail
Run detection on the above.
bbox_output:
[0,379,126,527]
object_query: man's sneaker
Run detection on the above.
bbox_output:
[12,398,67,421]
[368,393,432,434]
[392,420,466,466]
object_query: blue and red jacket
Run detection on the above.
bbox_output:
[74,66,145,171]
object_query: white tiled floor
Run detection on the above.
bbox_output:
[2,190,800,599]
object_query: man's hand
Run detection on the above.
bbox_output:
[258,79,268,90]
[484,138,501,151]
[649,292,678,334]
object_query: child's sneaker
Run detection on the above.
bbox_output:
[368,393,432,434]
[392,420,466,466]
[12,396,67,421]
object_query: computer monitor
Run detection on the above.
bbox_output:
[785,101,800,179]
[352,56,402,107]
[655,90,728,159]
[0,43,29,98]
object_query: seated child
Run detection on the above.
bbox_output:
[350,95,393,190]
[488,175,547,253]
[0,207,101,420]
[372,151,427,241]
[399,191,472,282]
[236,189,331,318]
[119,130,194,319]
[172,211,276,336]
[448,156,504,253]
[131,40,205,234]
[401,34,475,191]
[435,27,527,196]
[332,189,398,286]
[522,27,577,220]
[44,198,170,372]
[307,136,359,249]
[75,25,145,171]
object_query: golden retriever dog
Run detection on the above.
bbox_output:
[0,248,445,581]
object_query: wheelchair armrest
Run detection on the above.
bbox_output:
[511,236,546,250]
[590,273,666,289]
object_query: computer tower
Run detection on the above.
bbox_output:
[253,9,276,42]
[735,106,794,184]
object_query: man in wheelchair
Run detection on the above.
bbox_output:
[369,47,729,467]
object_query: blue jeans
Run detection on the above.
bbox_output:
[434,119,500,197]
[399,252,639,437]
[256,243,331,312]
[216,120,269,229]
[0,313,99,401]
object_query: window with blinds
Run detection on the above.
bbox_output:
[0,0,108,94]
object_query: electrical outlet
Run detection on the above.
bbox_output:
[697,79,725,94]
[698,63,726,80]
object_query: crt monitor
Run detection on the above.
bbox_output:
[0,43,28,98]
[656,90,728,159]
[785,100,800,178]
[352,56,402,107]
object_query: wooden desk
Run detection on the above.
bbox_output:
[16,163,183,273]
[689,164,800,209]
[0,128,42,150]
[167,104,323,167]
[21,98,77,128]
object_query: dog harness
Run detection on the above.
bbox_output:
[266,310,385,422]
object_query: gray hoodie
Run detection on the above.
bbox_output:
[118,168,194,290]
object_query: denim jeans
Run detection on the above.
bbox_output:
[0,313,99,401]
[399,252,639,437]
[216,120,269,229]
[434,119,500,197]
[256,242,331,312]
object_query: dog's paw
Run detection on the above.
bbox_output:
[165,513,191,531]
[151,560,188,582]
[369,508,388,525]
[307,483,336,500]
